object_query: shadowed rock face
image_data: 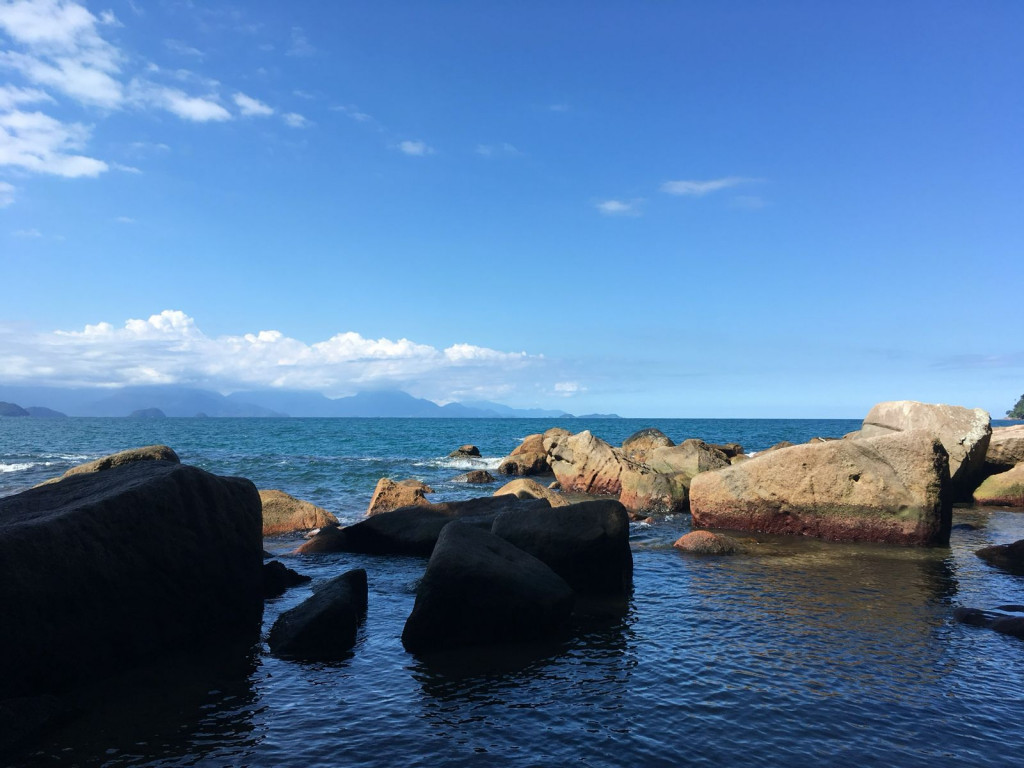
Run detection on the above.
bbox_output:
[0,460,263,699]
[689,431,952,546]
[268,569,367,660]
[976,539,1024,575]
[401,523,574,654]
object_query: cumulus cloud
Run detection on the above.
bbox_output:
[3,310,544,399]
[398,139,433,156]
[595,199,642,217]
[233,91,273,117]
[0,109,108,176]
[660,177,758,196]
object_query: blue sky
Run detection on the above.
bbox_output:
[1,0,1022,418]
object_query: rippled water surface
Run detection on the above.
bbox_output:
[2,418,1022,767]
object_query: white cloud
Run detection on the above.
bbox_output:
[0,109,108,177]
[130,81,230,122]
[595,199,642,217]
[398,139,433,156]
[5,310,544,398]
[282,111,308,128]
[661,177,758,196]
[0,84,54,109]
[164,38,202,58]
[233,91,273,117]
[0,180,14,206]
[554,381,584,396]
[111,161,140,173]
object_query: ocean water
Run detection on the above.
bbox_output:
[1,417,1023,768]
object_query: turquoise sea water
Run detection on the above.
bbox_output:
[2,417,1023,767]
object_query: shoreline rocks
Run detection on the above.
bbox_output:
[366,478,434,516]
[268,569,368,659]
[260,489,339,536]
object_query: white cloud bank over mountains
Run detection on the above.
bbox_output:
[0,310,553,403]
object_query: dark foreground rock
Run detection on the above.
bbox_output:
[953,606,1024,641]
[0,460,263,700]
[263,560,313,598]
[37,444,180,486]
[296,496,552,556]
[975,538,1024,575]
[401,524,574,654]
[268,569,368,660]
[491,499,633,595]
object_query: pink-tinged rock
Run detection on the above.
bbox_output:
[546,430,633,495]
[673,530,746,555]
[689,430,951,546]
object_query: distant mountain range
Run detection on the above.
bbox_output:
[0,386,618,419]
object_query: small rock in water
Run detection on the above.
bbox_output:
[268,569,368,659]
[673,530,747,555]
[452,470,496,484]
[263,560,312,599]
[449,444,481,458]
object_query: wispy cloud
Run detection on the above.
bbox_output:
[287,26,315,57]
[114,215,134,223]
[661,177,759,196]
[164,39,203,58]
[233,91,273,117]
[475,142,520,157]
[0,109,108,177]
[0,181,14,207]
[282,111,309,128]
[129,80,230,122]
[398,139,434,156]
[0,310,545,401]
[0,84,53,109]
[13,227,42,238]
[595,199,642,217]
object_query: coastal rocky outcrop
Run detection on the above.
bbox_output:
[546,429,634,495]
[366,477,434,516]
[621,428,674,464]
[39,444,180,485]
[689,430,952,545]
[497,433,552,476]
[259,489,339,535]
[493,477,570,507]
[452,470,496,484]
[673,530,747,555]
[0,460,263,699]
[645,440,731,476]
[972,465,1024,507]
[618,465,691,517]
[268,569,368,659]
[490,499,633,595]
[975,538,1024,575]
[853,400,991,496]
[401,523,574,654]
[985,425,1024,472]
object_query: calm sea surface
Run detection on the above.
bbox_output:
[2,417,1022,767]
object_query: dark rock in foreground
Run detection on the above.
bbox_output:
[953,606,1024,641]
[0,461,263,699]
[491,499,633,595]
[47,444,181,484]
[263,560,313,599]
[268,569,367,660]
[402,524,574,654]
[976,538,1024,575]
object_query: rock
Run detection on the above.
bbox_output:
[758,441,795,455]
[986,425,1024,471]
[673,530,747,554]
[490,499,633,595]
[259,489,339,535]
[730,454,750,465]
[976,538,1024,575]
[366,477,434,516]
[857,400,991,496]
[449,444,481,458]
[493,477,570,507]
[452,470,496,484]
[618,466,690,517]
[710,442,745,458]
[297,496,552,556]
[43,445,181,485]
[645,439,730,476]
[497,452,550,476]
[401,523,574,654]
[972,464,1024,507]
[268,569,368,659]
[262,560,312,598]
[546,430,633,495]
[953,606,1024,641]
[0,460,263,699]
[689,431,952,546]
[621,428,674,464]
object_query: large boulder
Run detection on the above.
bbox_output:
[494,477,570,507]
[491,499,633,595]
[0,461,263,699]
[621,428,674,464]
[268,569,368,660]
[38,445,180,486]
[259,489,339,536]
[366,477,434,516]
[689,431,952,546]
[986,425,1024,471]
[618,466,690,517]
[497,433,550,476]
[976,539,1024,575]
[645,439,730,476]
[546,430,633,495]
[401,523,574,654]
[972,464,1024,507]
[856,400,991,496]
[297,496,552,556]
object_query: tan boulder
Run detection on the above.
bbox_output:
[621,428,674,464]
[973,464,1024,507]
[366,478,434,516]
[618,466,689,517]
[857,400,991,494]
[689,430,951,546]
[546,430,633,495]
[260,489,339,536]
[497,433,550,476]
[986,425,1024,471]
[448,444,481,458]
[673,530,747,554]
[494,478,570,507]
[645,439,730,476]
[38,445,180,485]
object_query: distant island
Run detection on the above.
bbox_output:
[0,387,613,420]
[1008,394,1024,419]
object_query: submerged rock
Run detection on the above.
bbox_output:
[689,431,952,546]
[673,530,747,555]
[263,560,313,599]
[0,460,263,699]
[975,538,1024,575]
[259,489,339,536]
[953,606,1024,641]
[268,569,368,659]
[401,523,574,654]
[366,477,434,516]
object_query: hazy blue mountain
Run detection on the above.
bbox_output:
[24,406,67,418]
[0,401,30,417]
[459,400,572,418]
